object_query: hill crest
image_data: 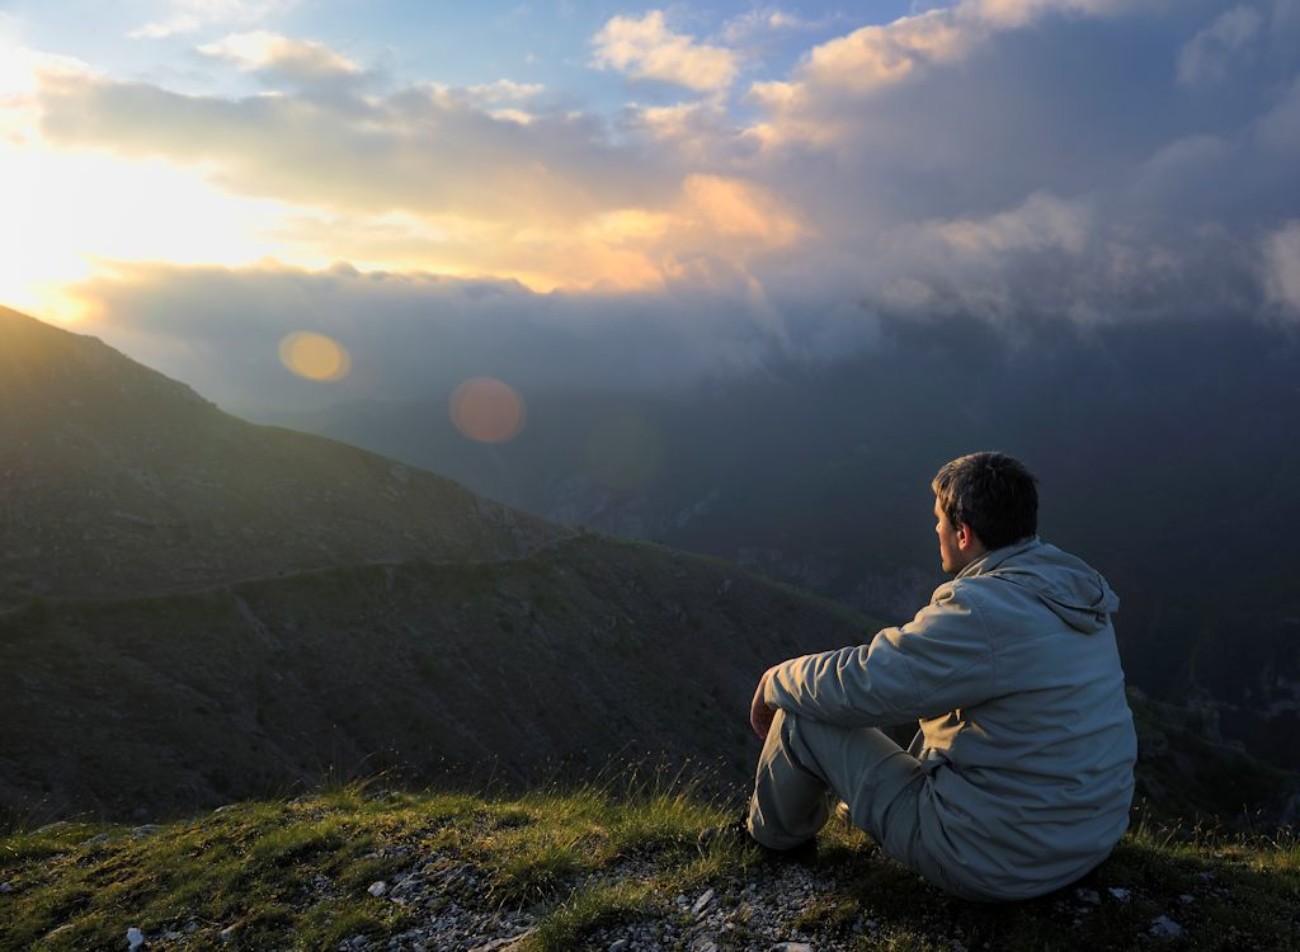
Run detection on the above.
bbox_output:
[0,306,565,599]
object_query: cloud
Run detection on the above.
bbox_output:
[1263,220,1300,314]
[34,67,663,227]
[197,30,362,84]
[1256,74,1300,153]
[1177,5,1264,86]
[720,6,827,44]
[795,9,969,96]
[591,11,738,92]
[858,192,1099,322]
[71,261,786,414]
[742,0,1155,149]
[130,0,300,39]
[931,192,1091,258]
[969,0,1154,30]
[28,42,803,296]
[14,3,1300,388]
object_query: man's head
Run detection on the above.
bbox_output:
[931,452,1038,573]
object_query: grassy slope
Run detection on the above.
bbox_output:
[1,781,1296,952]
[0,535,870,825]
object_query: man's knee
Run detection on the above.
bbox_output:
[775,710,813,765]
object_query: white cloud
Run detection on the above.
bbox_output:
[1177,5,1264,87]
[466,79,545,104]
[798,9,967,95]
[1264,220,1300,314]
[855,193,1096,320]
[14,0,1300,356]
[969,0,1149,30]
[591,11,738,92]
[744,0,1158,149]
[33,67,661,228]
[198,31,361,81]
[130,0,300,40]
[932,192,1091,258]
[721,7,823,44]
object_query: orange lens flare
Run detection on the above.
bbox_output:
[449,377,527,443]
[278,332,352,382]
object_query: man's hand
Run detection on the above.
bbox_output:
[750,669,777,741]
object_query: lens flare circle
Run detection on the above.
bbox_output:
[450,377,527,443]
[278,331,351,382]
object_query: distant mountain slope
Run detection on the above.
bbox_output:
[0,536,865,823]
[0,308,869,824]
[284,315,1300,769]
[0,307,563,598]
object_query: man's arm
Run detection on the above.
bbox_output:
[763,580,999,727]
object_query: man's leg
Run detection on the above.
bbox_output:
[748,711,997,899]
[748,709,925,853]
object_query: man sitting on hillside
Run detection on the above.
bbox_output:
[744,451,1137,901]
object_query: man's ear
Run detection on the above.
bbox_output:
[956,522,976,551]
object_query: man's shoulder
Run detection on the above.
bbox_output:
[934,563,1045,615]
[920,576,999,631]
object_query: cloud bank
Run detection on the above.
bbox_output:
[10,0,1300,414]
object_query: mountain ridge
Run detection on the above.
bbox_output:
[0,305,565,599]
[2,306,1295,832]
[0,307,868,825]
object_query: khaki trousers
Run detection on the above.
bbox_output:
[747,709,978,898]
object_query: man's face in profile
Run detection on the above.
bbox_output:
[934,498,966,575]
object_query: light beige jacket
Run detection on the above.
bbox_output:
[765,537,1137,900]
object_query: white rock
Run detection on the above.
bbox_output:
[773,944,814,952]
[1149,916,1183,939]
[126,927,145,950]
[218,926,237,943]
[368,880,387,897]
[1108,887,1131,902]
[691,888,715,915]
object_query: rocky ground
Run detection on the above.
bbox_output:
[287,840,1211,951]
[9,790,1293,952]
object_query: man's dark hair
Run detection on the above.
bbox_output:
[932,451,1038,551]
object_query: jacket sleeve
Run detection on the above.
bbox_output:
[763,579,999,726]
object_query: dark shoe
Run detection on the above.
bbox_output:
[765,836,819,866]
[696,817,751,854]
[698,816,818,865]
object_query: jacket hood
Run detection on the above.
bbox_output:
[959,537,1119,634]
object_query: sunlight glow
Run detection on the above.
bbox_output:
[0,43,295,323]
[449,377,526,443]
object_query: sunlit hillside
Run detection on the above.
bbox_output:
[0,307,866,825]
[2,781,1296,951]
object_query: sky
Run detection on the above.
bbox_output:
[3,0,1299,417]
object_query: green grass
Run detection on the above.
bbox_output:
[1,781,1297,951]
